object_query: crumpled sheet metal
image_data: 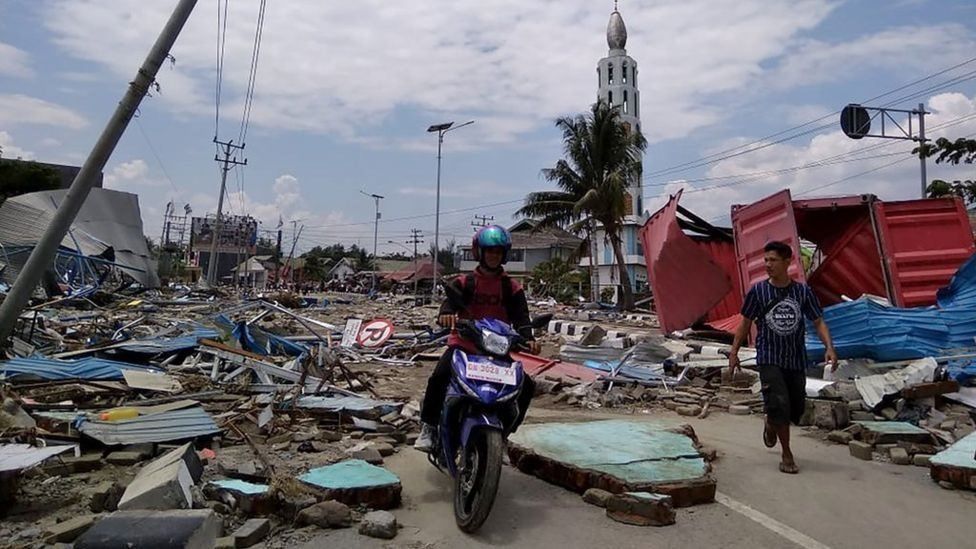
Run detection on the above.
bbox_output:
[76,406,221,445]
[854,357,937,409]
[0,356,157,381]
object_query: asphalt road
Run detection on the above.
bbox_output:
[299,408,975,549]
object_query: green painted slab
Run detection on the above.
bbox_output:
[854,421,928,435]
[299,459,400,490]
[210,479,268,495]
[509,420,707,484]
[931,431,976,469]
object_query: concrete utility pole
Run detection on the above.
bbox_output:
[0,0,198,345]
[471,214,494,231]
[206,139,246,285]
[408,228,424,296]
[360,190,384,294]
[426,120,474,296]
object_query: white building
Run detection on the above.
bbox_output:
[582,6,649,301]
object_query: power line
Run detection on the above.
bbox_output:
[239,0,267,144]
[214,0,229,139]
[133,116,179,196]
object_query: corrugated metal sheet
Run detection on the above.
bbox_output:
[690,238,743,322]
[0,356,156,381]
[806,215,887,306]
[638,191,732,333]
[874,197,976,308]
[294,395,401,415]
[115,326,219,355]
[77,406,221,445]
[0,443,77,473]
[731,189,806,294]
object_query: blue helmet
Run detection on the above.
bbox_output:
[472,225,512,264]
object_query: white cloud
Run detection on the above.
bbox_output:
[0,131,34,159]
[646,91,976,223]
[104,159,168,192]
[41,0,846,146]
[0,42,32,78]
[0,94,88,129]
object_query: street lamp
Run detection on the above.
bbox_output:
[427,120,474,296]
[360,190,384,294]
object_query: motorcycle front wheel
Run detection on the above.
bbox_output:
[454,429,503,533]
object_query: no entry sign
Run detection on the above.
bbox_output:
[356,318,395,348]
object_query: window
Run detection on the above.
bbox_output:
[623,90,629,114]
[608,90,613,106]
[462,249,475,261]
[608,65,613,85]
[508,249,525,262]
[634,92,639,117]
[632,66,636,86]
[622,62,628,84]
[597,67,601,87]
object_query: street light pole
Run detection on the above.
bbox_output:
[426,120,474,297]
[361,190,384,294]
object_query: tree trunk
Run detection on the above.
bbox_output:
[609,232,634,310]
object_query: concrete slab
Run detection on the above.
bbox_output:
[930,431,976,491]
[299,459,402,509]
[508,419,715,507]
[855,421,934,445]
[204,479,274,516]
[73,509,219,549]
[145,443,203,483]
[118,461,193,510]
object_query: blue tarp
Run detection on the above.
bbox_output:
[0,356,156,381]
[213,314,307,357]
[114,325,220,355]
[807,254,976,369]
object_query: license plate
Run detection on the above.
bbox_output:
[466,359,518,386]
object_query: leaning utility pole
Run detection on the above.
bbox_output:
[407,228,424,295]
[0,0,198,344]
[206,139,246,285]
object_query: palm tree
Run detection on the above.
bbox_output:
[518,100,646,310]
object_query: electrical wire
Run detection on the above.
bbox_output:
[214,0,229,140]
[238,0,267,144]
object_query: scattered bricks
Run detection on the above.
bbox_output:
[605,492,676,527]
[676,405,702,417]
[890,447,911,465]
[729,405,752,415]
[827,431,854,445]
[913,454,933,467]
[351,447,384,465]
[849,441,874,461]
[118,461,194,511]
[369,442,396,457]
[318,431,343,443]
[405,433,419,446]
[293,431,317,443]
[232,518,271,548]
[44,515,97,543]
[880,408,899,421]
[897,441,940,456]
[582,488,614,508]
[89,481,124,513]
[843,423,864,437]
[940,420,958,431]
[106,451,149,466]
[851,411,875,422]
[73,509,219,549]
[663,400,678,411]
[274,492,317,522]
[359,510,398,540]
[297,501,353,529]
[901,381,960,400]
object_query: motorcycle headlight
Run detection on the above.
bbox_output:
[481,330,511,356]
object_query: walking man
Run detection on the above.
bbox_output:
[729,241,837,474]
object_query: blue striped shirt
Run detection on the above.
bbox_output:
[742,280,823,371]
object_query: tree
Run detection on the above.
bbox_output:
[0,159,61,202]
[917,137,976,205]
[517,100,646,310]
[528,257,585,304]
[429,238,458,276]
[303,255,328,282]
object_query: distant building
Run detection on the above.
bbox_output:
[460,220,582,284]
[0,159,103,189]
[328,257,357,281]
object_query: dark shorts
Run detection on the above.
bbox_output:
[759,364,806,426]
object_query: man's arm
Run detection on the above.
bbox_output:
[728,316,753,375]
[813,317,838,369]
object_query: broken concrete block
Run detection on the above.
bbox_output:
[369,442,396,457]
[351,447,384,465]
[889,447,911,465]
[676,405,702,417]
[44,515,97,543]
[297,500,353,529]
[215,536,237,549]
[106,451,149,466]
[579,325,607,346]
[929,431,976,491]
[812,400,850,430]
[359,510,397,539]
[901,381,960,400]
[849,441,874,461]
[232,518,271,548]
[205,479,274,517]
[857,421,933,445]
[89,481,124,513]
[149,443,204,483]
[299,460,402,509]
[318,431,343,443]
[73,509,219,549]
[46,453,103,476]
[850,411,875,422]
[118,461,193,511]
[827,431,854,445]
[880,408,898,421]
[913,454,933,467]
[582,488,614,508]
[729,405,751,415]
[605,492,676,527]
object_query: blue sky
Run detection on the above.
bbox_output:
[2,0,976,255]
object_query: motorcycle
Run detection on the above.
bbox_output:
[428,285,551,532]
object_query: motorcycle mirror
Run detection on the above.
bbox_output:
[530,313,553,329]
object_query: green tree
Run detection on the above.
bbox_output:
[917,137,976,204]
[529,257,584,304]
[303,255,328,282]
[0,158,61,202]
[429,238,458,276]
[517,100,646,310]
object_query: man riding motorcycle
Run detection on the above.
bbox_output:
[414,224,539,451]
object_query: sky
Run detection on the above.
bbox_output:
[2,0,976,256]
